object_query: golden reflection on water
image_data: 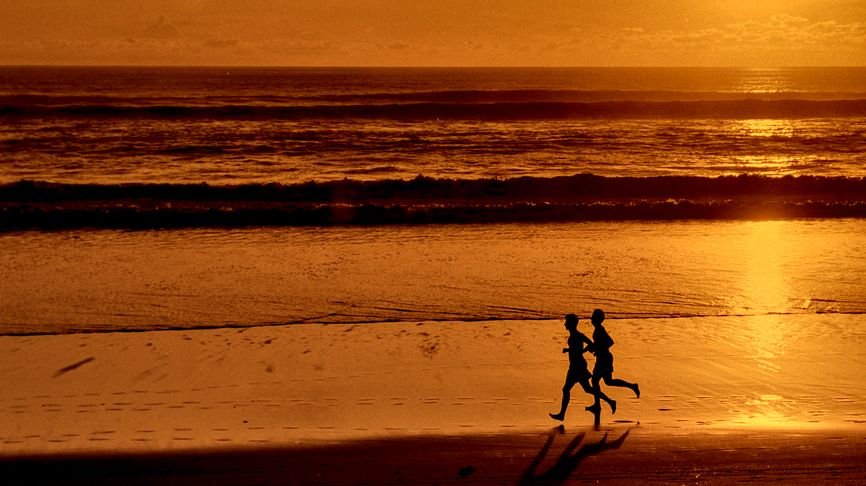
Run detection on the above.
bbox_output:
[736,119,795,138]
[730,155,798,174]
[734,68,794,94]
[733,221,792,319]
[724,221,804,428]
[726,119,798,174]
[717,392,824,430]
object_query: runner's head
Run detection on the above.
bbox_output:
[591,308,605,325]
[564,313,578,331]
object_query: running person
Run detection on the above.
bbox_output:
[588,308,640,414]
[550,313,616,421]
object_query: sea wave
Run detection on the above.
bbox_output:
[2,96,866,120]
[296,89,866,104]
[2,174,866,229]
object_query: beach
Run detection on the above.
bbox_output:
[2,315,866,483]
[3,65,866,484]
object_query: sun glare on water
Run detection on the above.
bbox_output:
[717,221,835,430]
[737,119,796,138]
[733,220,794,318]
[726,119,799,174]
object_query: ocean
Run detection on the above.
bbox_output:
[1,67,866,334]
[2,66,866,184]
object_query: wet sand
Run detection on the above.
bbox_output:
[4,429,866,485]
[2,315,866,483]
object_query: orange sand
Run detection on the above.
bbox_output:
[2,315,865,482]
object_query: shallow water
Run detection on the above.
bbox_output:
[2,219,864,334]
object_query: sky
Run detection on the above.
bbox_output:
[1,1,865,66]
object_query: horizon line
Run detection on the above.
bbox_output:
[2,64,866,70]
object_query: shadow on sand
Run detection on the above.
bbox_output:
[0,424,633,485]
[519,425,632,485]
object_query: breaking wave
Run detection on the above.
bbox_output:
[3,174,866,229]
[3,93,866,120]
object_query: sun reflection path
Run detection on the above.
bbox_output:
[732,221,795,320]
[734,67,795,94]
[714,393,826,430]
[737,119,796,138]
[723,221,810,428]
[724,119,800,175]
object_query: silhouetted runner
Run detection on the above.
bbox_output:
[550,314,615,421]
[587,308,640,414]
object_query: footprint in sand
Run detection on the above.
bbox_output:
[52,357,95,377]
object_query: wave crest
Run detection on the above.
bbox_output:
[3,96,866,120]
[3,174,866,229]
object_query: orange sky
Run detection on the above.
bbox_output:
[1,1,865,66]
